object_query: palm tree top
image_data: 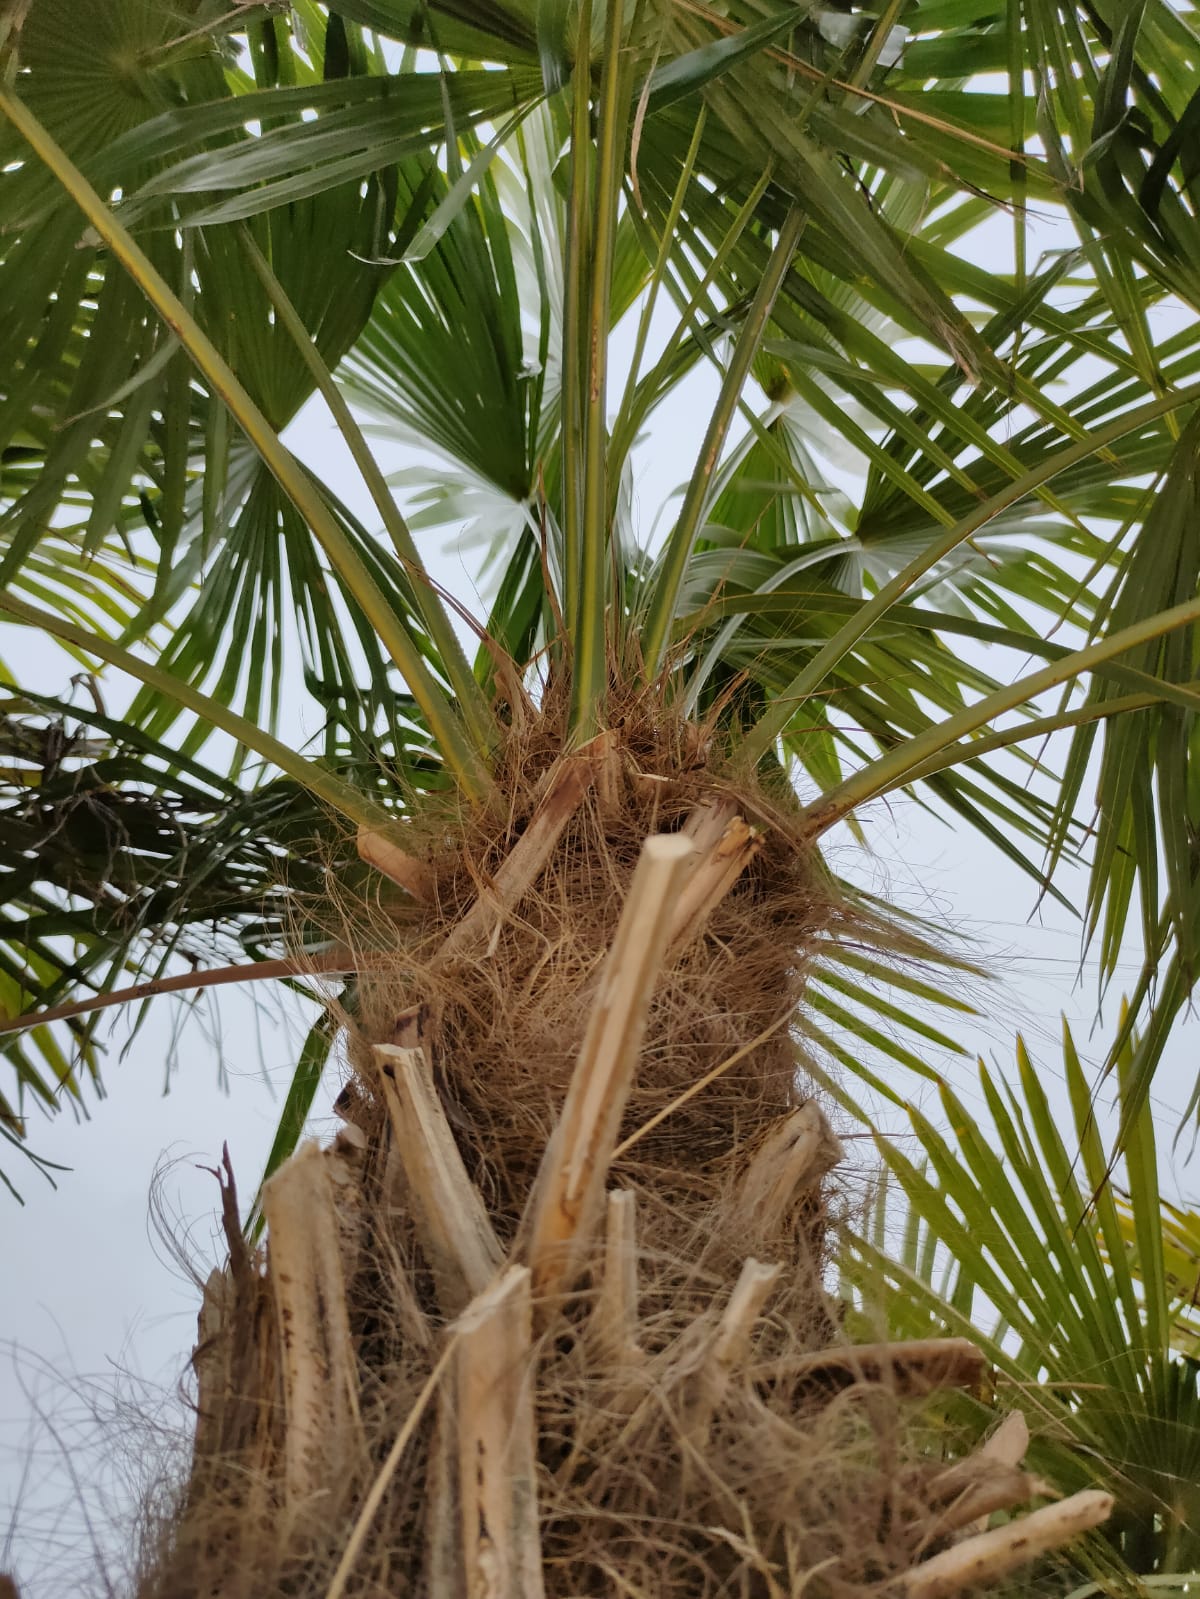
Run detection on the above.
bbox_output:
[1,0,1200,1193]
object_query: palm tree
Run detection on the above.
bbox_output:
[2,0,1200,1593]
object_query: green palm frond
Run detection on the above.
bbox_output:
[837,1016,1200,1587]
[0,689,317,1170]
[1114,1192,1200,1360]
[1045,419,1200,1140]
[0,677,446,1195]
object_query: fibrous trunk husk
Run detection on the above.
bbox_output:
[139,713,1107,1598]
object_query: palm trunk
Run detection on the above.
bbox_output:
[138,718,1108,1598]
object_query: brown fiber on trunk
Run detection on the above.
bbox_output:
[135,708,1106,1598]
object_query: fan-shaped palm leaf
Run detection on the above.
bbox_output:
[838,1017,1200,1588]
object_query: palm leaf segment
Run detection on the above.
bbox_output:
[839,1017,1200,1590]
[1,0,1200,1192]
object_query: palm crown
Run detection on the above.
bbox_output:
[4,0,1200,1173]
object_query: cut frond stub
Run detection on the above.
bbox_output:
[356,823,435,903]
[522,831,695,1309]
[374,1042,502,1315]
[260,1141,364,1506]
[452,1266,546,1599]
[899,1490,1114,1599]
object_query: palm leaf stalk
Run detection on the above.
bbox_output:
[3,0,1200,1593]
